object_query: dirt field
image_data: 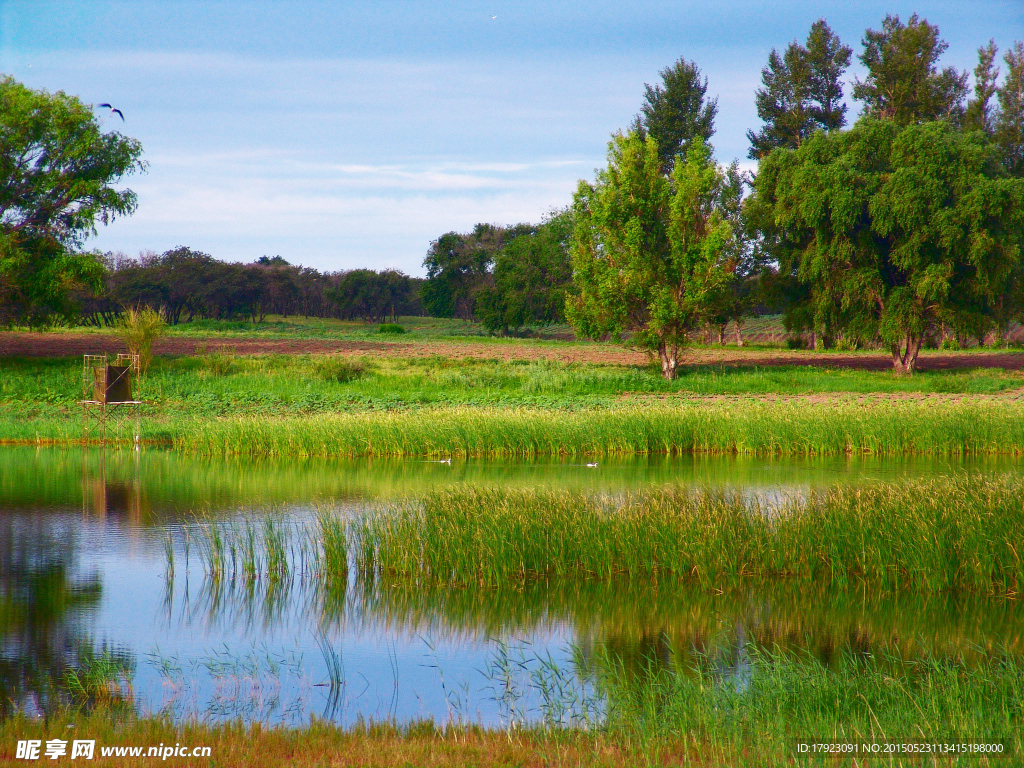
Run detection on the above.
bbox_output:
[2,331,1024,371]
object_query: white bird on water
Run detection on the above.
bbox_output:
[585,462,598,468]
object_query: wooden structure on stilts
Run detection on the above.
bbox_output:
[79,354,143,445]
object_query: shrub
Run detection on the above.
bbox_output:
[378,323,406,335]
[941,337,962,351]
[114,306,167,374]
[313,357,366,383]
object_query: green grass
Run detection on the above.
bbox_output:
[174,400,1024,458]
[2,351,1023,452]
[586,642,1024,765]
[62,649,134,704]
[3,353,1021,414]
[178,476,1024,593]
[351,477,1024,592]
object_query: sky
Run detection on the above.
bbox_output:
[1,1,1022,276]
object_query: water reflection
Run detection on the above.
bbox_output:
[0,447,1021,726]
[0,515,132,716]
[4,447,1023,519]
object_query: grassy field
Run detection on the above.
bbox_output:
[2,339,1024,454]
[3,642,1020,767]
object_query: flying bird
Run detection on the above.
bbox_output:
[97,103,125,121]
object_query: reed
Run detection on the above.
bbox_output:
[175,400,1024,458]
[355,475,1024,592]
[585,642,1024,763]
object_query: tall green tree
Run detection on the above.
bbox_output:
[568,132,740,379]
[752,119,1024,373]
[0,77,144,325]
[852,14,968,125]
[636,58,717,172]
[964,41,1000,133]
[747,20,852,159]
[996,42,1024,176]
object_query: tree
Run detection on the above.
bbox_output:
[636,58,717,172]
[0,77,144,325]
[752,119,1024,373]
[421,223,530,319]
[852,14,968,125]
[964,41,1000,133]
[747,20,852,159]
[327,269,415,323]
[996,42,1024,176]
[567,132,740,379]
[476,209,574,334]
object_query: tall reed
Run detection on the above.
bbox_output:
[176,401,1024,458]
[355,475,1024,593]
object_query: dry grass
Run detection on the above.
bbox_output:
[0,714,705,767]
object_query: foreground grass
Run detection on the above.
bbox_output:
[3,644,1021,767]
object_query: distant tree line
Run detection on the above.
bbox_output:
[74,249,423,326]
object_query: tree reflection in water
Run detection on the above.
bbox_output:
[0,516,131,717]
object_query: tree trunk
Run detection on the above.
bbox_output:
[734,321,744,347]
[659,343,678,380]
[716,324,725,345]
[891,331,922,374]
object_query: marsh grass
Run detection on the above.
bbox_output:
[585,642,1024,764]
[354,476,1024,592]
[5,350,1024,453]
[176,400,1024,458]
[183,512,347,596]
[176,475,1024,595]
[63,649,133,704]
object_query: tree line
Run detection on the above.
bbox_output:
[74,249,424,326]
[2,13,1023,376]
[423,14,1024,375]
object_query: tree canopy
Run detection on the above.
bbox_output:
[0,77,145,325]
[636,58,717,173]
[421,223,532,320]
[852,14,968,125]
[568,133,741,379]
[747,20,852,158]
[752,119,1024,372]
[475,209,574,334]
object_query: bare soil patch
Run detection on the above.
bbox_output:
[2,331,1024,372]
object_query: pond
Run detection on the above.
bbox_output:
[1,448,1021,726]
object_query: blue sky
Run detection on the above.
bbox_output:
[1,1,1021,276]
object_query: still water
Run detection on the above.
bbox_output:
[1,448,1021,726]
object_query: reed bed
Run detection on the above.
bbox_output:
[175,401,1024,458]
[176,475,1024,595]
[586,643,1024,763]
[354,476,1024,592]
[187,514,346,590]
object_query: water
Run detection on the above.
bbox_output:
[1,447,1021,726]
